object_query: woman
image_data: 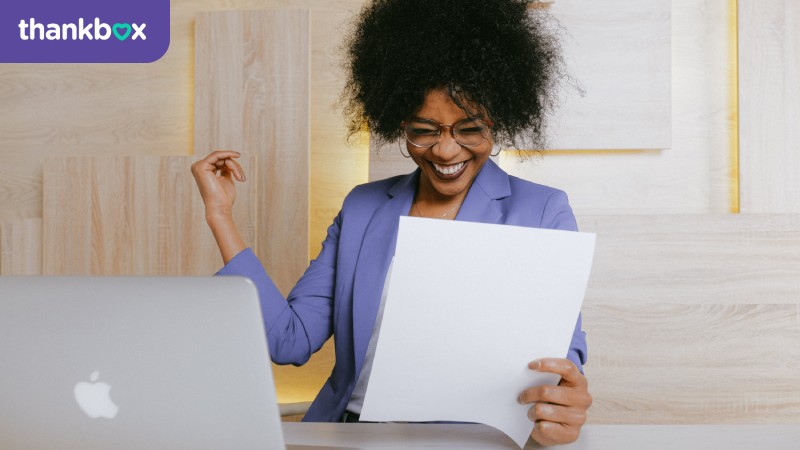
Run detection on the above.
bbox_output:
[192,0,591,445]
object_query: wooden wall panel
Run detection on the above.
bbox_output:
[579,214,800,423]
[195,9,309,297]
[579,214,800,306]
[42,156,256,275]
[194,10,322,404]
[588,367,800,424]
[739,0,800,213]
[0,219,42,275]
[545,0,671,150]
[309,7,370,257]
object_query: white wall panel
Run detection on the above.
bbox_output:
[546,0,671,150]
[739,0,800,213]
[502,0,734,215]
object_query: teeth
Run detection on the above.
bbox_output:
[432,161,467,175]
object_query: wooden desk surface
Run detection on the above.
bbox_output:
[283,423,800,450]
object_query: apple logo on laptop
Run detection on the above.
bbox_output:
[74,371,119,419]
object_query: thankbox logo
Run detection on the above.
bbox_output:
[19,18,147,42]
[1,0,169,63]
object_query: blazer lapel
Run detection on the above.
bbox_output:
[455,159,510,224]
[351,172,417,376]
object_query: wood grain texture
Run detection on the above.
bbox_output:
[583,304,799,370]
[579,214,800,305]
[587,367,800,424]
[42,156,256,275]
[739,0,800,213]
[580,214,800,423]
[0,219,42,275]
[309,7,370,257]
[195,9,309,297]
[0,0,368,258]
[195,8,351,404]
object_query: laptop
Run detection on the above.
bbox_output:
[0,276,286,449]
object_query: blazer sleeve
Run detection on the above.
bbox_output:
[216,211,343,366]
[541,189,588,372]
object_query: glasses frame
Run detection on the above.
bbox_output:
[401,116,494,149]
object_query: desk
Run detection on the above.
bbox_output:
[283,423,800,449]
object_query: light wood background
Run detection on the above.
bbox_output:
[1,0,799,425]
[579,214,800,423]
[195,9,310,296]
[0,219,41,275]
[42,155,257,275]
[739,0,800,213]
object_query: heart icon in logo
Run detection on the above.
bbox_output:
[113,23,132,41]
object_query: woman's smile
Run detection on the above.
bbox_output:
[429,159,469,179]
[408,88,493,202]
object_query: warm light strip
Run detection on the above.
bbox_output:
[729,0,741,213]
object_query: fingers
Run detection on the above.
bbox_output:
[526,402,587,425]
[531,420,581,446]
[518,383,576,407]
[524,386,589,446]
[222,157,246,182]
[191,150,246,182]
[529,358,586,387]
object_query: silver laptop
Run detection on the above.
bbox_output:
[0,276,286,450]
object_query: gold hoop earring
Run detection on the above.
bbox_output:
[398,140,411,158]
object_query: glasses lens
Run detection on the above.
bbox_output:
[405,120,439,147]
[404,118,491,147]
[453,118,490,147]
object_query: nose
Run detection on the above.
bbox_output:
[431,126,460,160]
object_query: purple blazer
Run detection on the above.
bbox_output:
[217,159,587,422]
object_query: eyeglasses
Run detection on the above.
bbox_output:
[401,117,493,148]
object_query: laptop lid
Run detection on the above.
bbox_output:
[0,276,285,450]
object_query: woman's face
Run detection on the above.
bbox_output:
[406,88,493,202]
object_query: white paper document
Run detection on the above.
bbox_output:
[360,216,596,448]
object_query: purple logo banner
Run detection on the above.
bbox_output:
[0,0,170,63]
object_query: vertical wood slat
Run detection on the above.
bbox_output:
[195,10,310,296]
[42,156,256,275]
[739,0,800,213]
[195,10,318,405]
[0,219,42,275]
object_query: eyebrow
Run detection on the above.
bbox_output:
[410,115,484,124]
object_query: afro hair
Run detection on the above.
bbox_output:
[341,0,565,149]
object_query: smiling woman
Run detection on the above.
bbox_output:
[192,0,589,446]
[402,89,494,213]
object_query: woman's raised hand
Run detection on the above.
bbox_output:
[191,150,247,263]
[191,150,246,220]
